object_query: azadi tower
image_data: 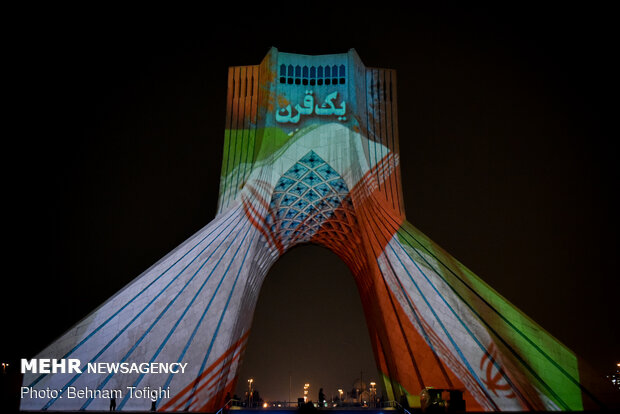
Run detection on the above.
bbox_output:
[22,48,611,411]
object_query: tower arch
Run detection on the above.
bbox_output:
[21,48,605,412]
[233,242,381,405]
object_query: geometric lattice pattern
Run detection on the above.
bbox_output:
[267,150,353,249]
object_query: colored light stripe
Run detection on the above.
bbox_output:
[183,229,258,410]
[113,221,255,410]
[159,225,256,406]
[27,205,243,394]
[41,210,247,410]
[367,196,573,409]
[396,224,580,409]
[355,196,499,409]
[87,219,253,410]
[363,194,535,408]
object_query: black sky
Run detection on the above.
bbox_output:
[2,3,618,406]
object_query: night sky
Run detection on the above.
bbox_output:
[3,3,618,407]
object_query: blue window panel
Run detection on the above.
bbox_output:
[316,164,338,181]
[275,177,295,192]
[281,194,298,207]
[299,151,323,169]
[294,65,301,85]
[305,217,318,228]
[287,65,294,84]
[315,199,329,210]
[314,183,332,197]
[289,182,309,197]
[327,196,342,208]
[293,199,309,211]
[284,163,309,180]
[328,178,348,193]
[304,189,320,202]
[301,171,321,187]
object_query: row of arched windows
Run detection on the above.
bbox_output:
[279,64,346,85]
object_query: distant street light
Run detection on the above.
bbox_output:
[248,378,254,407]
[369,381,376,407]
[338,389,344,405]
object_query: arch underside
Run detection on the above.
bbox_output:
[21,123,598,412]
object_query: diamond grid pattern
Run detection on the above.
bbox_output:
[267,151,356,248]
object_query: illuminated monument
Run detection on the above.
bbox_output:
[22,48,608,411]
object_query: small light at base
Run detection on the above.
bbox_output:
[263,402,268,408]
